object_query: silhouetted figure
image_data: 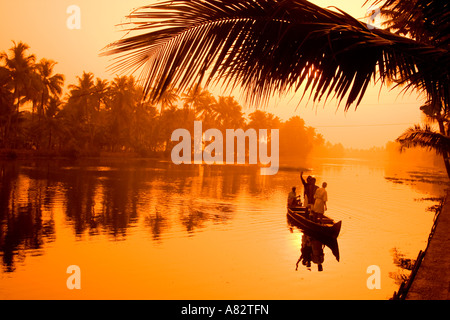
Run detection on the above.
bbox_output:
[287,186,301,208]
[300,171,318,209]
[296,234,312,271]
[313,182,328,224]
[311,238,325,272]
[296,234,325,272]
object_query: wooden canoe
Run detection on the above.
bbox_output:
[287,206,342,239]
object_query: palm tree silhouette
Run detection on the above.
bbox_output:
[108,75,138,150]
[103,0,448,109]
[35,59,64,118]
[378,0,449,178]
[42,96,64,149]
[1,41,36,146]
[66,72,106,149]
[181,86,214,116]
[67,72,96,121]
[397,103,450,177]
[0,66,14,144]
[213,96,245,130]
[103,0,449,176]
[32,59,65,148]
[158,87,179,116]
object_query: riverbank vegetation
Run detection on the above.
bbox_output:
[0,41,443,169]
[0,41,349,162]
[100,0,449,178]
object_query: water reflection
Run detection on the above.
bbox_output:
[0,162,56,271]
[1,158,446,299]
[295,234,324,272]
[0,160,247,271]
[144,208,169,242]
[287,214,340,272]
[389,248,415,286]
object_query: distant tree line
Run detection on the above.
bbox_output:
[1,41,331,161]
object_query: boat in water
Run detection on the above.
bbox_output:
[287,206,342,239]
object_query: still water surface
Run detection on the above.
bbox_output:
[0,158,447,299]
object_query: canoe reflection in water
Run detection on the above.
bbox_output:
[287,214,340,272]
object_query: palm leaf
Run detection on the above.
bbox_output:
[370,0,450,47]
[102,0,449,110]
[396,124,450,155]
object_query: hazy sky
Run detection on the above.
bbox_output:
[0,0,426,149]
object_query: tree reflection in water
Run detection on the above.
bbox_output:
[0,162,56,272]
[0,159,240,271]
[389,248,415,285]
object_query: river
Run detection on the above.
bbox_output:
[0,157,447,299]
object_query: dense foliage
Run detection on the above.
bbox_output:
[0,42,327,161]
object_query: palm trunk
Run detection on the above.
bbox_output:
[37,92,46,150]
[48,126,52,149]
[442,151,450,179]
[437,117,450,179]
[6,84,21,149]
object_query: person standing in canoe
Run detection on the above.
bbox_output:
[300,171,318,208]
[313,182,328,224]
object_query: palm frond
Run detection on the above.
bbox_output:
[102,0,449,110]
[396,124,450,155]
[369,0,450,47]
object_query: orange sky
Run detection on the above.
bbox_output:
[0,0,425,149]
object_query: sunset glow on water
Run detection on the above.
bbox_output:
[1,0,448,305]
[1,158,446,299]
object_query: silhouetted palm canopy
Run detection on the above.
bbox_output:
[103,0,449,111]
[397,124,450,156]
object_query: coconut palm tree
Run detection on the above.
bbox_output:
[67,72,96,121]
[0,66,14,145]
[0,41,36,146]
[377,0,450,178]
[103,0,448,110]
[35,59,64,118]
[397,125,450,156]
[65,72,102,149]
[396,104,450,178]
[42,96,65,149]
[213,96,245,129]
[191,91,217,127]
[108,75,140,150]
[247,110,281,130]
[103,0,449,175]
[181,86,214,115]
[29,59,64,148]
[158,87,179,116]
[93,78,110,106]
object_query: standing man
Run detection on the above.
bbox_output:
[300,171,318,208]
[313,182,328,224]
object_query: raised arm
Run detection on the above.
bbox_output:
[300,171,306,186]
